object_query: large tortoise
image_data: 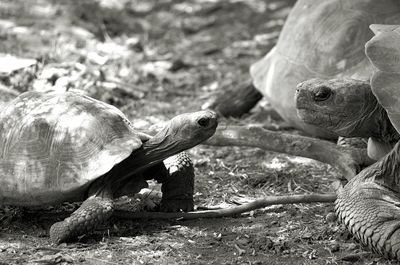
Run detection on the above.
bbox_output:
[339,24,400,259]
[249,0,400,138]
[296,24,400,259]
[0,90,218,244]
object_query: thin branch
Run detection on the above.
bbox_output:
[114,193,336,220]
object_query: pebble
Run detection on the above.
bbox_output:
[326,212,337,223]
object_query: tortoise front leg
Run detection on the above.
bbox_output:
[49,196,114,244]
[159,152,194,212]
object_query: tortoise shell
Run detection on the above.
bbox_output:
[250,0,400,138]
[366,24,400,134]
[0,91,143,206]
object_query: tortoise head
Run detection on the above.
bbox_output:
[163,110,218,146]
[295,78,382,138]
[143,110,218,158]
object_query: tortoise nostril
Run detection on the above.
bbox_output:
[198,117,210,127]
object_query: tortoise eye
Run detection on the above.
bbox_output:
[198,117,210,127]
[314,86,332,101]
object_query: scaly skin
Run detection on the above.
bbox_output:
[296,78,399,142]
[49,152,196,243]
[50,196,114,244]
[335,141,400,259]
[296,78,400,160]
[161,152,194,212]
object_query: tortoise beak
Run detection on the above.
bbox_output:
[295,83,310,110]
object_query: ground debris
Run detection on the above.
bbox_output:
[31,253,74,264]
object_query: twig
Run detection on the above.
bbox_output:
[34,246,62,253]
[339,252,373,262]
[204,125,374,180]
[114,193,336,220]
[234,244,246,255]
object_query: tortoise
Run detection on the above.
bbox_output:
[336,24,400,260]
[248,0,400,138]
[0,90,218,244]
[297,24,400,260]
[295,78,400,160]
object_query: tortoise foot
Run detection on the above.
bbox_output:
[50,196,114,244]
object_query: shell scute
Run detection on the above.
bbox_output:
[366,25,400,134]
[0,91,142,205]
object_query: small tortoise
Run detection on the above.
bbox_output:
[297,24,400,260]
[249,0,400,138]
[295,78,400,160]
[0,90,218,244]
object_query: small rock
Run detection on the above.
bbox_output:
[301,232,313,239]
[236,238,250,245]
[87,52,108,65]
[194,158,208,167]
[126,37,143,53]
[346,243,359,251]
[326,212,337,223]
[329,242,340,252]
[169,59,190,72]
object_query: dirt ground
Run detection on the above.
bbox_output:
[0,0,397,264]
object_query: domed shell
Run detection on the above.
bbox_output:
[250,0,400,138]
[0,91,143,205]
[366,24,400,134]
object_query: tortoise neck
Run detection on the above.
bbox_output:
[361,141,400,191]
[355,100,398,142]
[123,123,188,172]
[371,104,399,143]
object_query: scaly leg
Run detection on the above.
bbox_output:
[160,152,194,212]
[206,125,374,180]
[49,196,113,244]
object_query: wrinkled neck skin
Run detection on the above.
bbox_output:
[118,125,184,176]
[357,141,400,193]
[339,100,399,143]
[371,104,399,143]
[134,125,182,169]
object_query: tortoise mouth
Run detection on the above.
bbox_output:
[297,106,343,130]
[296,108,320,125]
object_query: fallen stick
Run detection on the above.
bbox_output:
[204,125,374,180]
[113,193,336,220]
